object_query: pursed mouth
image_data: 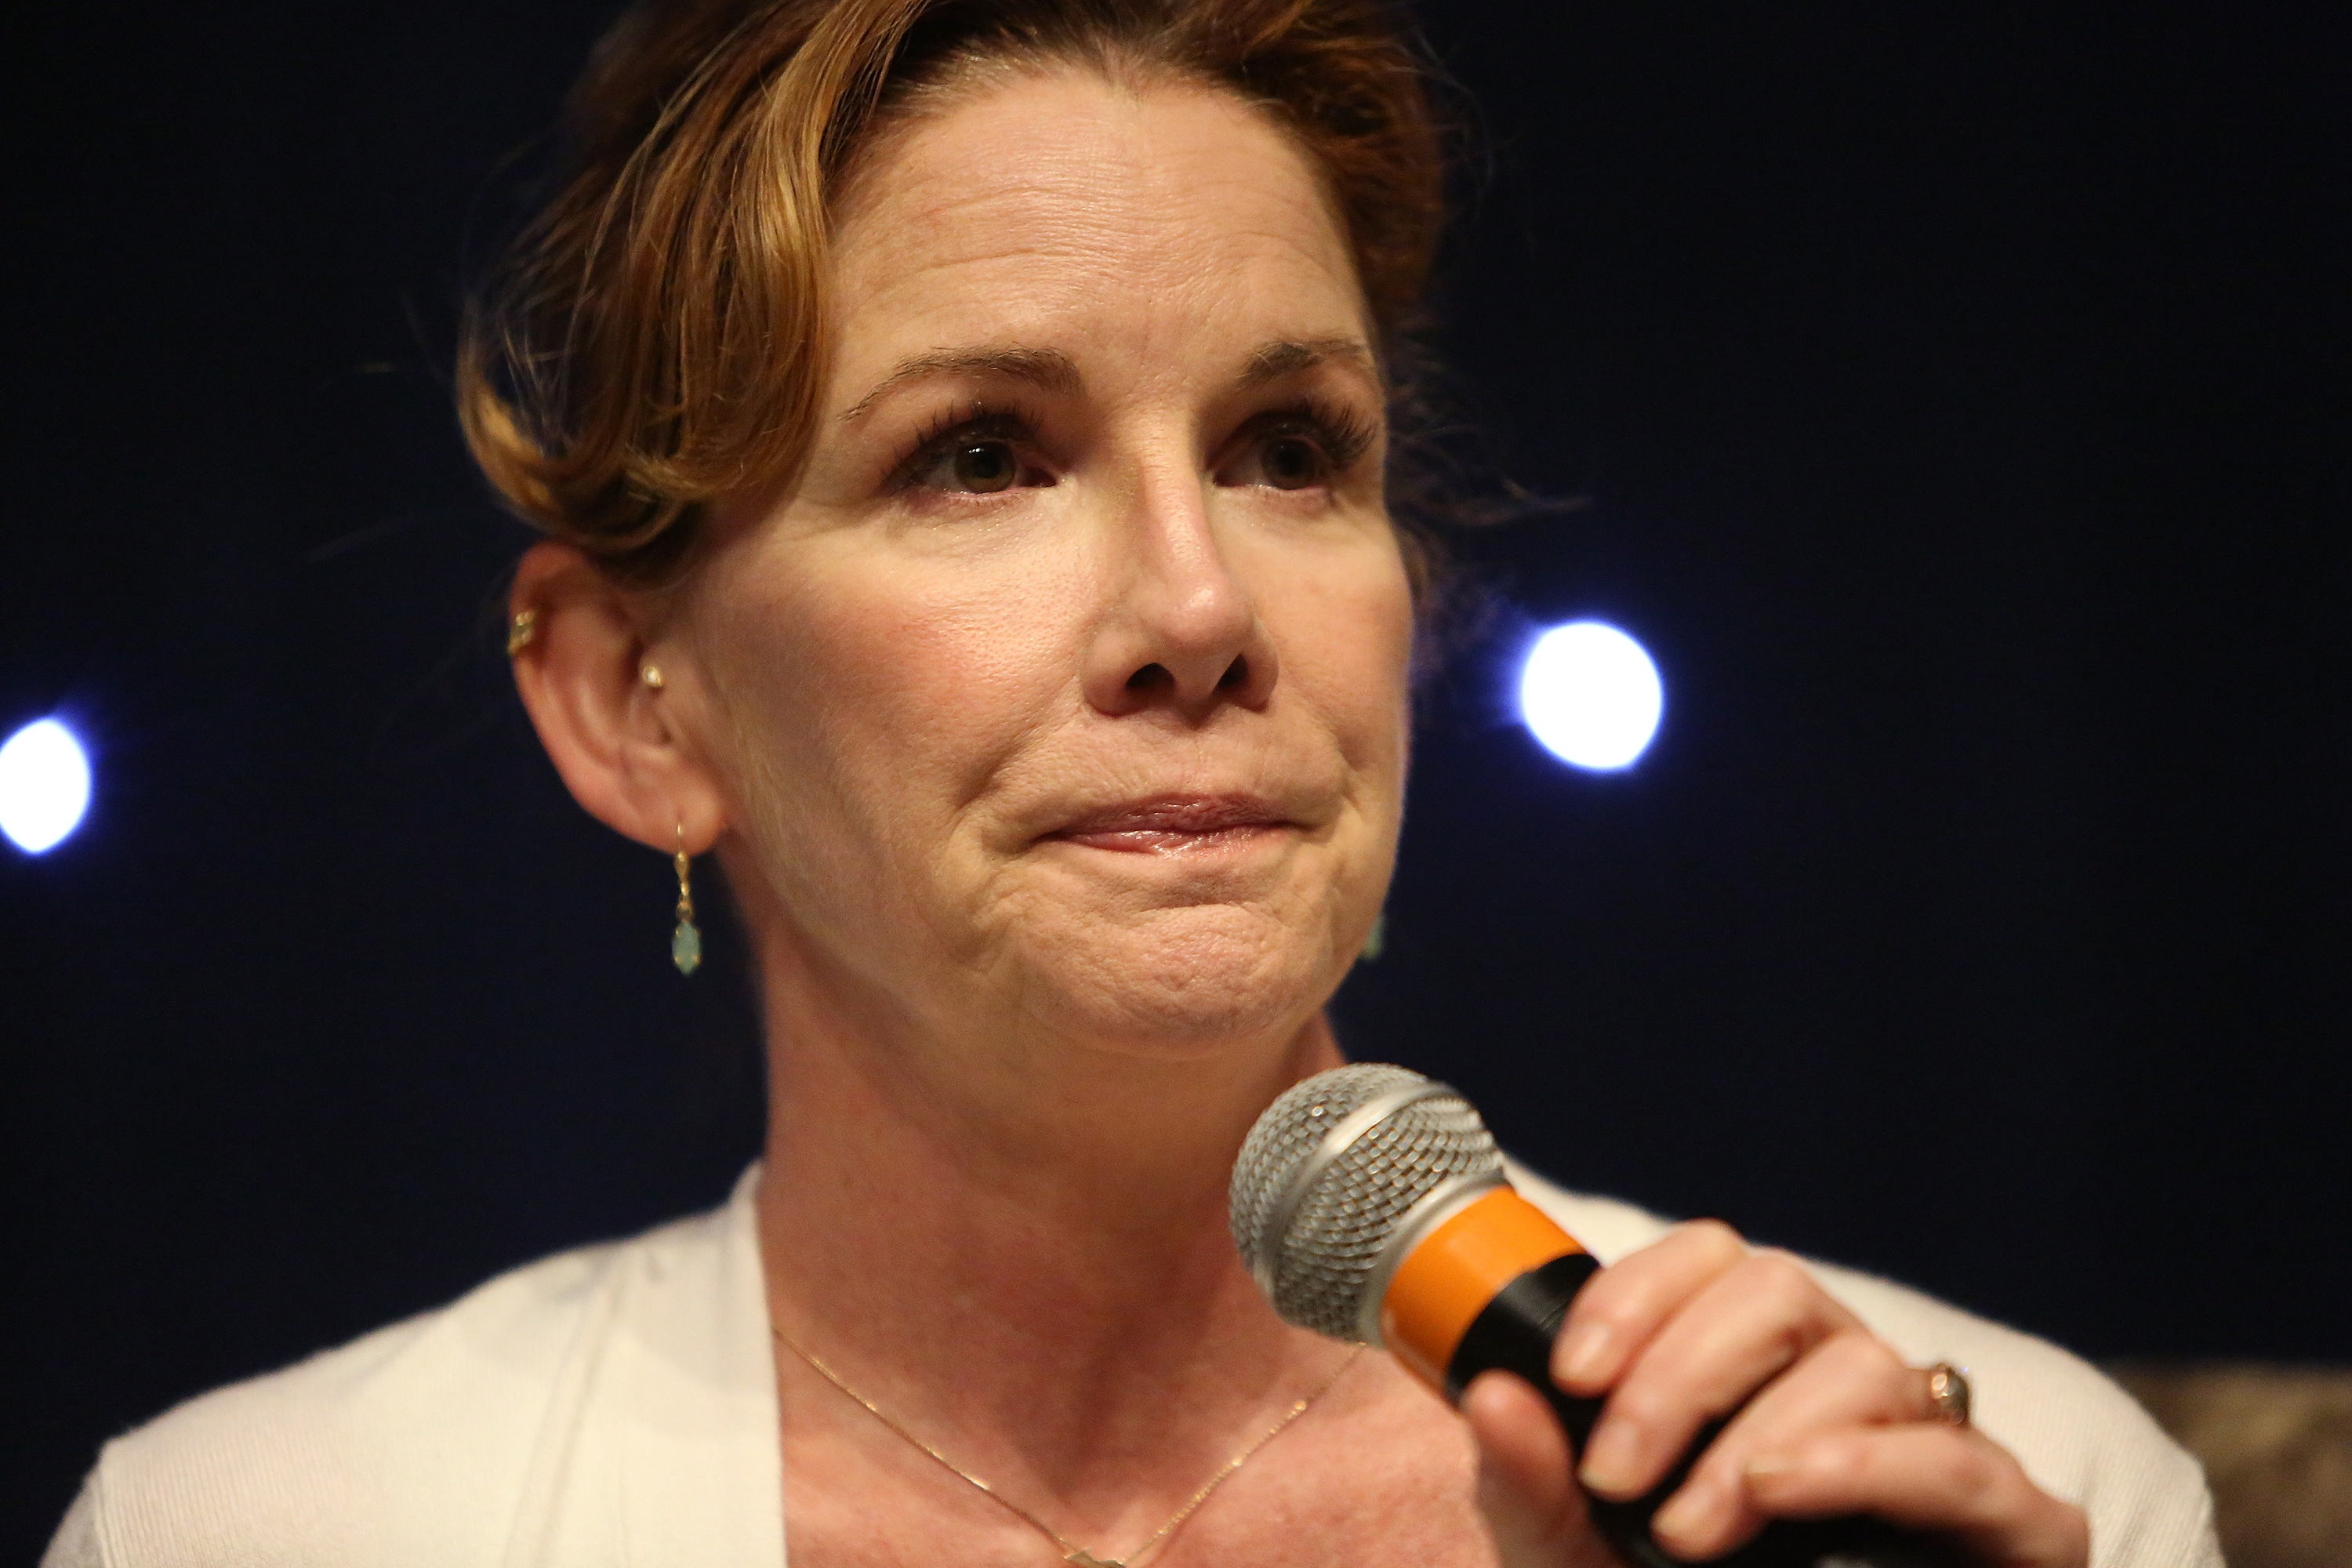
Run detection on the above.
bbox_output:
[1042,794,1296,854]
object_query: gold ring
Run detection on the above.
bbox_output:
[1925,1362,1972,1427]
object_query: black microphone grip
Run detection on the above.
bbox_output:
[1449,1255,1963,1568]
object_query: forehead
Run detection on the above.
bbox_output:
[828,70,1368,386]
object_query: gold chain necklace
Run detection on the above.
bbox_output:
[771,1324,1363,1568]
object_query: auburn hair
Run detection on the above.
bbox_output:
[459,0,1447,583]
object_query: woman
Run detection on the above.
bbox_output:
[47,1,2214,1564]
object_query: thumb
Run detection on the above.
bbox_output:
[1462,1370,1604,1568]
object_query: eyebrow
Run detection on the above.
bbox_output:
[1240,336,1379,388]
[837,334,1378,423]
[838,346,1083,422]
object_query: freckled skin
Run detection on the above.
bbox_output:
[651,71,1508,1568]
[687,72,1414,1061]
[514,65,2082,1568]
[501,61,2098,1568]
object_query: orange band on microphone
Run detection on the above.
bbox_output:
[1379,1187,1584,1388]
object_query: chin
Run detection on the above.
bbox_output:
[1015,904,1342,1060]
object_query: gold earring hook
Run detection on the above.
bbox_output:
[670,822,701,975]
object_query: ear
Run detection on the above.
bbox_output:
[508,541,726,855]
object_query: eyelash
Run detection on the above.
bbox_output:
[884,394,1381,492]
[1245,397,1379,477]
[888,401,1042,490]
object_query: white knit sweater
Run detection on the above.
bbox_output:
[45,1165,2221,1568]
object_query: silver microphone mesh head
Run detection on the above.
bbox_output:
[1229,1064,1503,1341]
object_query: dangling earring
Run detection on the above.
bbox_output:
[670,824,702,975]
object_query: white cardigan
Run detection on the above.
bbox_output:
[45,1165,2221,1568]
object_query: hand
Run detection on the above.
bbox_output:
[1464,1220,2089,1568]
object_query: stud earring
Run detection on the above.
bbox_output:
[670,825,702,975]
[641,665,665,689]
[506,608,537,655]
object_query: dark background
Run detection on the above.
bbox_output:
[5,0,2344,1554]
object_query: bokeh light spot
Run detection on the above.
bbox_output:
[0,718,93,854]
[1518,622,1664,771]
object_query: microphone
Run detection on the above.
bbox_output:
[1229,1063,1955,1568]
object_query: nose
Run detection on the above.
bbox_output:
[1081,471,1279,721]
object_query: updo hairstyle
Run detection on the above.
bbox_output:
[458,0,1447,586]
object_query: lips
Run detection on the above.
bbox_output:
[1044,794,1294,854]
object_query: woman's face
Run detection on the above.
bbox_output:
[677,69,1414,1059]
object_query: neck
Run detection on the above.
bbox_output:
[749,911,1350,1505]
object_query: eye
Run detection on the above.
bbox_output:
[1221,400,1377,493]
[895,407,1047,497]
[1258,434,1327,491]
[926,440,1018,494]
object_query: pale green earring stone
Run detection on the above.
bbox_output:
[672,917,702,975]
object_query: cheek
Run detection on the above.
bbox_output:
[696,530,1083,838]
[1265,538,1417,782]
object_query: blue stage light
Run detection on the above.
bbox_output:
[0,718,93,854]
[1519,622,1664,771]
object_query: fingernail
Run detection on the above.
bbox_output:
[1556,1322,1613,1386]
[1652,1481,1726,1551]
[1578,1421,1642,1496]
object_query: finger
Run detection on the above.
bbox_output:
[1551,1219,1750,1398]
[1647,1330,1920,1560]
[1744,1425,2091,1568]
[1581,1249,1864,1501]
[1462,1370,1596,1567]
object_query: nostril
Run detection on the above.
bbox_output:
[1126,662,1173,693]
[1218,655,1249,691]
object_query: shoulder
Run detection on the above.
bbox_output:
[48,1184,767,1568]
[60,1235,634,1567]
[1508,1167,2222,1568]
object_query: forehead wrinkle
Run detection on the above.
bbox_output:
[867,187,1317,284]
[848,220,1367,344]
[830,81,1374,416]
[845,103,1352,281]
[837,344,1083,423]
